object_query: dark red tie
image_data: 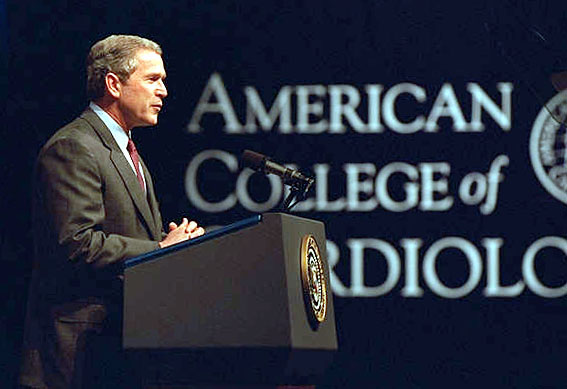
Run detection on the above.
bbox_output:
[127,138,145,192]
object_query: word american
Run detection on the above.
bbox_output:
[188,73,513,134]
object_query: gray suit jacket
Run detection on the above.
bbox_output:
[20,108,165,388]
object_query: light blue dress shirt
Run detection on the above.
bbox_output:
[89,102,147,191]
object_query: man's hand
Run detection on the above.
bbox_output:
[159,218,205,248]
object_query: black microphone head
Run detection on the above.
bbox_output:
[241,150,268,171]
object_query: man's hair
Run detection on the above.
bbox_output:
[86,35,162,100]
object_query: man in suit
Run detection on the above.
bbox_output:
[19,35,204,388]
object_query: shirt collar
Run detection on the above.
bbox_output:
[89,102,130,152]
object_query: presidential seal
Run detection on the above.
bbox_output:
[300,234,327,328]
[530,89,567,204]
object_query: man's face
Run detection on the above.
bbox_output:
[118,49,167,129]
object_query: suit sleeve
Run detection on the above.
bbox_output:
[36,137,160,270]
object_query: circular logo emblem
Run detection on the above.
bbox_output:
[300,234,327,327]
[530,89,567,204]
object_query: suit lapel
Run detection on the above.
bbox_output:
[79,109,158,240]
[141,159,164,239]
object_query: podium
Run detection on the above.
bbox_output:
[123,213,337,386]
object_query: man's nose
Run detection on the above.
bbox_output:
[157,79,167,97]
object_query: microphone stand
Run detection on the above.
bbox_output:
[279,179,314,212]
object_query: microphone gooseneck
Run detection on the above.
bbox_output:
[240,150,314,211]
[241,150,314,191]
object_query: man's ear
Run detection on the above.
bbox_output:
[105,72,122,99]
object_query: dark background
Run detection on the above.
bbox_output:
[4,1,567,387]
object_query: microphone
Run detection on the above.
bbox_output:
[241,150,314,191]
